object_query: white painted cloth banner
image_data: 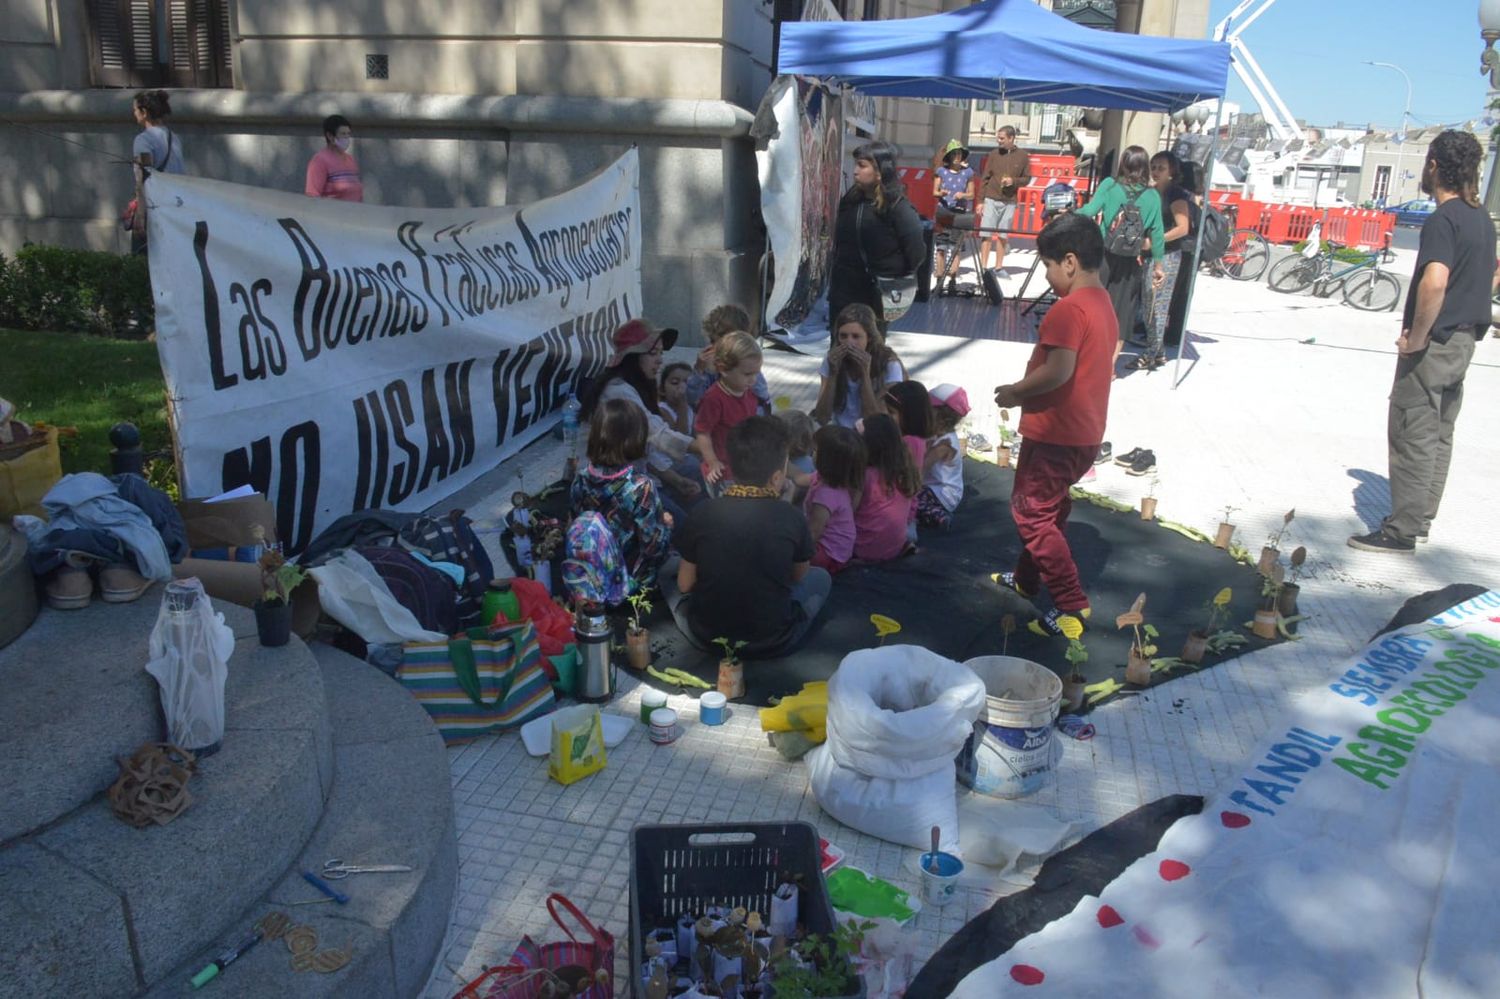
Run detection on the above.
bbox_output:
[955,590,1500,998]
[147,152,641,552]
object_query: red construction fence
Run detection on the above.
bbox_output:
[899,157,1396,249]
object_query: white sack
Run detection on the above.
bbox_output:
[144,578,235,751]
[307,549,446,645]
[808,645,986,852]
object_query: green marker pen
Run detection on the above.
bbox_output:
[189,929,264,988]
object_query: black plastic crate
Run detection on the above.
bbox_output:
[628,821,865,998]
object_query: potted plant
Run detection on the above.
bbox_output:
[1252,570,1282,640]
[1140,474,1160,521]
[1116,593,1157,686]
[768,919,870,999]
[996,409,1015,468]
[1214,505,1239,550]
[625,591,653,670]
[255,550,306,647]
[1060,614,1089,712]
[1279,546,1307,618]
[715,637,748,699]
[1182,587,1231,664]
[1258,508,1295,576]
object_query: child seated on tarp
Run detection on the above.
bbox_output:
[918,383,969,529]
[569,399,671,591]
[686,304,772,412]
[776,409,817,500]
[661,416,831,659]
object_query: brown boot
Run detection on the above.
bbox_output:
[100,563,152,603]
[45,565,93,610]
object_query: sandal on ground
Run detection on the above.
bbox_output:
[1027,607,1091,638]
[991,571,1033,599]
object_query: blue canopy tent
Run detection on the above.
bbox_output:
[777,0,1233,385]
[777,0,1230,113]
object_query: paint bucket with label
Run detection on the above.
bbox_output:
[640,687,668,724]
[699,691,727,725]
[955,656,1062,798]
[649,707,679,744]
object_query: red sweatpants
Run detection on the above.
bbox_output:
[1011,439,1099,612]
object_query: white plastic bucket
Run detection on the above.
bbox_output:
[955,656,1062,798]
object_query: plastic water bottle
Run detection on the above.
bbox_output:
[561,394,582,477]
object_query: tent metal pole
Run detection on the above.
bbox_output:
[1170,98,1226,390]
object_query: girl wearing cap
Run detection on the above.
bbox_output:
[581,319,698,508]
[918,383,969,529]
[932,140,975,287]
[828,140,926,325]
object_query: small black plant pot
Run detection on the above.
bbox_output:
[254,599,292,647]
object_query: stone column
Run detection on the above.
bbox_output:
[1099,0,1208,169]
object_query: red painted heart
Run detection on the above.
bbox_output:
[1159,859,1191,881]
[1097,905,1124,928]
[1010,964,1046,986]
[1220,810,1252,829]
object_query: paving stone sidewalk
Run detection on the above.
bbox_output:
[421,255,1499,997]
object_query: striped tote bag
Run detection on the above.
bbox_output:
[398,621,557,744]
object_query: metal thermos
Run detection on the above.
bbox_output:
[573,609,614,703]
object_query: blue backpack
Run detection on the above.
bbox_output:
[562,512,628,608]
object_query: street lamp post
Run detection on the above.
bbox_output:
[1480,0,1500,222]
[1366,61,1412,206]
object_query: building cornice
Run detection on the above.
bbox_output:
[0,90,757,138]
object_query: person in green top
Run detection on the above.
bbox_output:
[1077,145,1168,370]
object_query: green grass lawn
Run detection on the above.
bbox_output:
[2,327,171,475]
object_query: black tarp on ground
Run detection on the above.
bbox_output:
[903,794,1206,999]
[627,458,1279,707]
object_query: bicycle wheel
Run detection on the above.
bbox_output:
[1220,229,1270,281]
[1268,254,1318,293]
[1342,270,1402,312]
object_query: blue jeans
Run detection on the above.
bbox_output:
[659,557,832,659]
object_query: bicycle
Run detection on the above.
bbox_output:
[1201,205,1270,282]
[1265,241,1402,311]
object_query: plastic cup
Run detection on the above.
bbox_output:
[918,851,964,906]
[699,691,727,725]
[640,687,668,724]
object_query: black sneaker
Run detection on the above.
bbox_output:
[1114,447,1143,468]
[1348,528,1415,554]
[1125,450,1157,476]
[1094,442,1113,465]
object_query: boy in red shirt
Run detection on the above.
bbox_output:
[994,212,1116,637]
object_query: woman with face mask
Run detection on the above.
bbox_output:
[305,114,364,202]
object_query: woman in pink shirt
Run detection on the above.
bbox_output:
[305,114,364,202]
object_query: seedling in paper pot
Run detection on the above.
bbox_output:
[1117,593,1157,686]
[1060,614,1090,710]
[626,591,653,633]
[714,636,748,666]
[1182,587,1231,665]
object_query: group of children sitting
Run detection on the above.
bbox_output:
[565,302,973,659]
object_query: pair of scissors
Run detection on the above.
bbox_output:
[321,858,414,880]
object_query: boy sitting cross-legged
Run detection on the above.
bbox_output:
[661,415,832,659]
[993,212,1116,638]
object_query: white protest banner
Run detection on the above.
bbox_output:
[954,590,1500,998]
[147,151,640,553]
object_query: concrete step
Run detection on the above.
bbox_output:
[141,642,457,998]
[0,598,334,997]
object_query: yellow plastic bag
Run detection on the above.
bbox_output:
[548,704,607,786]
[759,681,829,742]
[0,425,62,520]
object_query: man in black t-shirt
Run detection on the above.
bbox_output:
[661,416,832,657]
[1349,130,1496,554]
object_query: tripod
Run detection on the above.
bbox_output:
[932,209,984,298]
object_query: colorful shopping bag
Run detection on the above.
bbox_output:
[485,894,615,999]
[399,621,556,744]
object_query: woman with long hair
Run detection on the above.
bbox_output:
[812,303,907,428]
[128,89,184,255]
[1137,150,1195,370]
[1077,145,1167,369]
[828,140,926,327]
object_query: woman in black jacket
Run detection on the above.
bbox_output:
[828,140,926,329]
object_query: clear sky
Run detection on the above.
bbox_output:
[1206,0,1490,131]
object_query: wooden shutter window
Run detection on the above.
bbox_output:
[87,0,233,88]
